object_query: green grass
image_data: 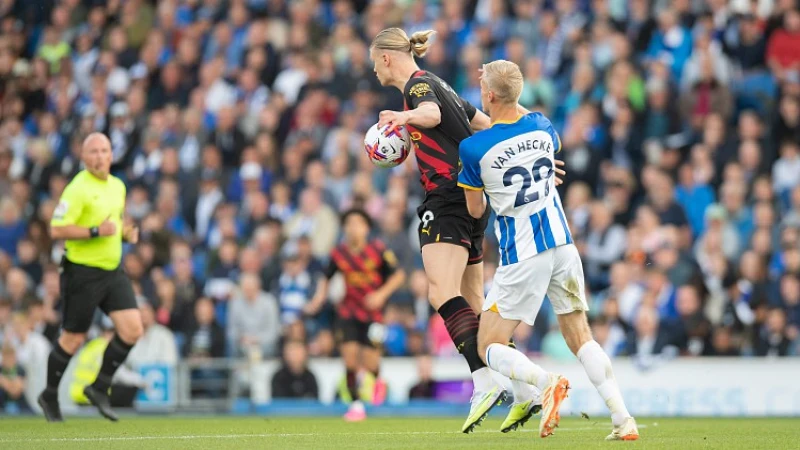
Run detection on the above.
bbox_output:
[1,416,799,449]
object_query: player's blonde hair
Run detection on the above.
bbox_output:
[370,28,435,58]
[482,60,524,105]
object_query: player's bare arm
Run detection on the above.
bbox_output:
[464,189,487,220]
[378,101,441,129]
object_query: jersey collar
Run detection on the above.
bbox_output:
[491,115,523,127]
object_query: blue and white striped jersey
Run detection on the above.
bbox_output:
[458,112,572,266]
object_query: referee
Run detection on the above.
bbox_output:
[38,132,143,422]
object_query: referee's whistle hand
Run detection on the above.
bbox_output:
[98,216,117,237]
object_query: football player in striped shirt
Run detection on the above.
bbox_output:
[459,60,639,441]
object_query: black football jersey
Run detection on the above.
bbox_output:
[403,70,477,194]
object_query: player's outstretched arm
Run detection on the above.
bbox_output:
[379,101,441,130]
[470,109,491,131]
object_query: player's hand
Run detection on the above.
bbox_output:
[365,292,388,311]
[123,221,139,244]
[378,110,410,130]
[554,159,567,186]
[98,216,117,237]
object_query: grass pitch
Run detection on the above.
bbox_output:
[1,416,798,449]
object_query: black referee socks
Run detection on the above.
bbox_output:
[438,296,486,373]
[91,334,135,393]
[44,343,74,398]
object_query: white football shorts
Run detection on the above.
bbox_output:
[483,244,589,325]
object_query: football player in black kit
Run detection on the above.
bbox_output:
[369,28,565,433]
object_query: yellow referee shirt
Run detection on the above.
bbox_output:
[51,170,127,270]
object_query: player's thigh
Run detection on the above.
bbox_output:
[483,255,550,328]
[421,243,468,309]
[60,263,104,334]
[337,319,366,369]
[103,270,143,343]
[477,310,520,361]
[546,245,589,315]
[460,262,484,313]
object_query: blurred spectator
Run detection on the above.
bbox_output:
[284,189,339,259]
[408,354,435,399]
[584,201,627,289]
[183,298,226,359]
[277,242,314,327]
[755,308,794,356]
[270,340,318,399]
[127,299,179,367]
[626,306,671,359]
[0,198,25,258]
[8,312,49,409]
[767,9,800,82]
[0,345,29,414]
[227,273,280,358]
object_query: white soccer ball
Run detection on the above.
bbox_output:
[364,123,411,168]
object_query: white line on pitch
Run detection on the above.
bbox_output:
[0,426,628,443]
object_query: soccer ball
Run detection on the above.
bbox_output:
[364,123,411,168]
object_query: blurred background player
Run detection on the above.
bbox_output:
[369,27,565,433]
[306,209,406,421]
[459,60,638,441]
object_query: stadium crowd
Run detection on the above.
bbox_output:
[1,0,800,410]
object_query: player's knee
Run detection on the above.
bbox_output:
[59,333,85,354]
[427,280,459,309]
[119,321,144,344]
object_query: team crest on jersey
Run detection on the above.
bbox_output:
[53,200,68,220]
[409,82,432,98]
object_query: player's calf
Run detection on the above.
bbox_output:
[556,311,635,432]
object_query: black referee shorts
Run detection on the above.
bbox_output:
[60,258,137,333]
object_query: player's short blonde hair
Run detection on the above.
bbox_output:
[371,28,435,58]
[482,60,524,105]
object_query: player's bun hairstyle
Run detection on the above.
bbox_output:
[341,208,373,230]
[482,60,524,105]
[371,28,435,58]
